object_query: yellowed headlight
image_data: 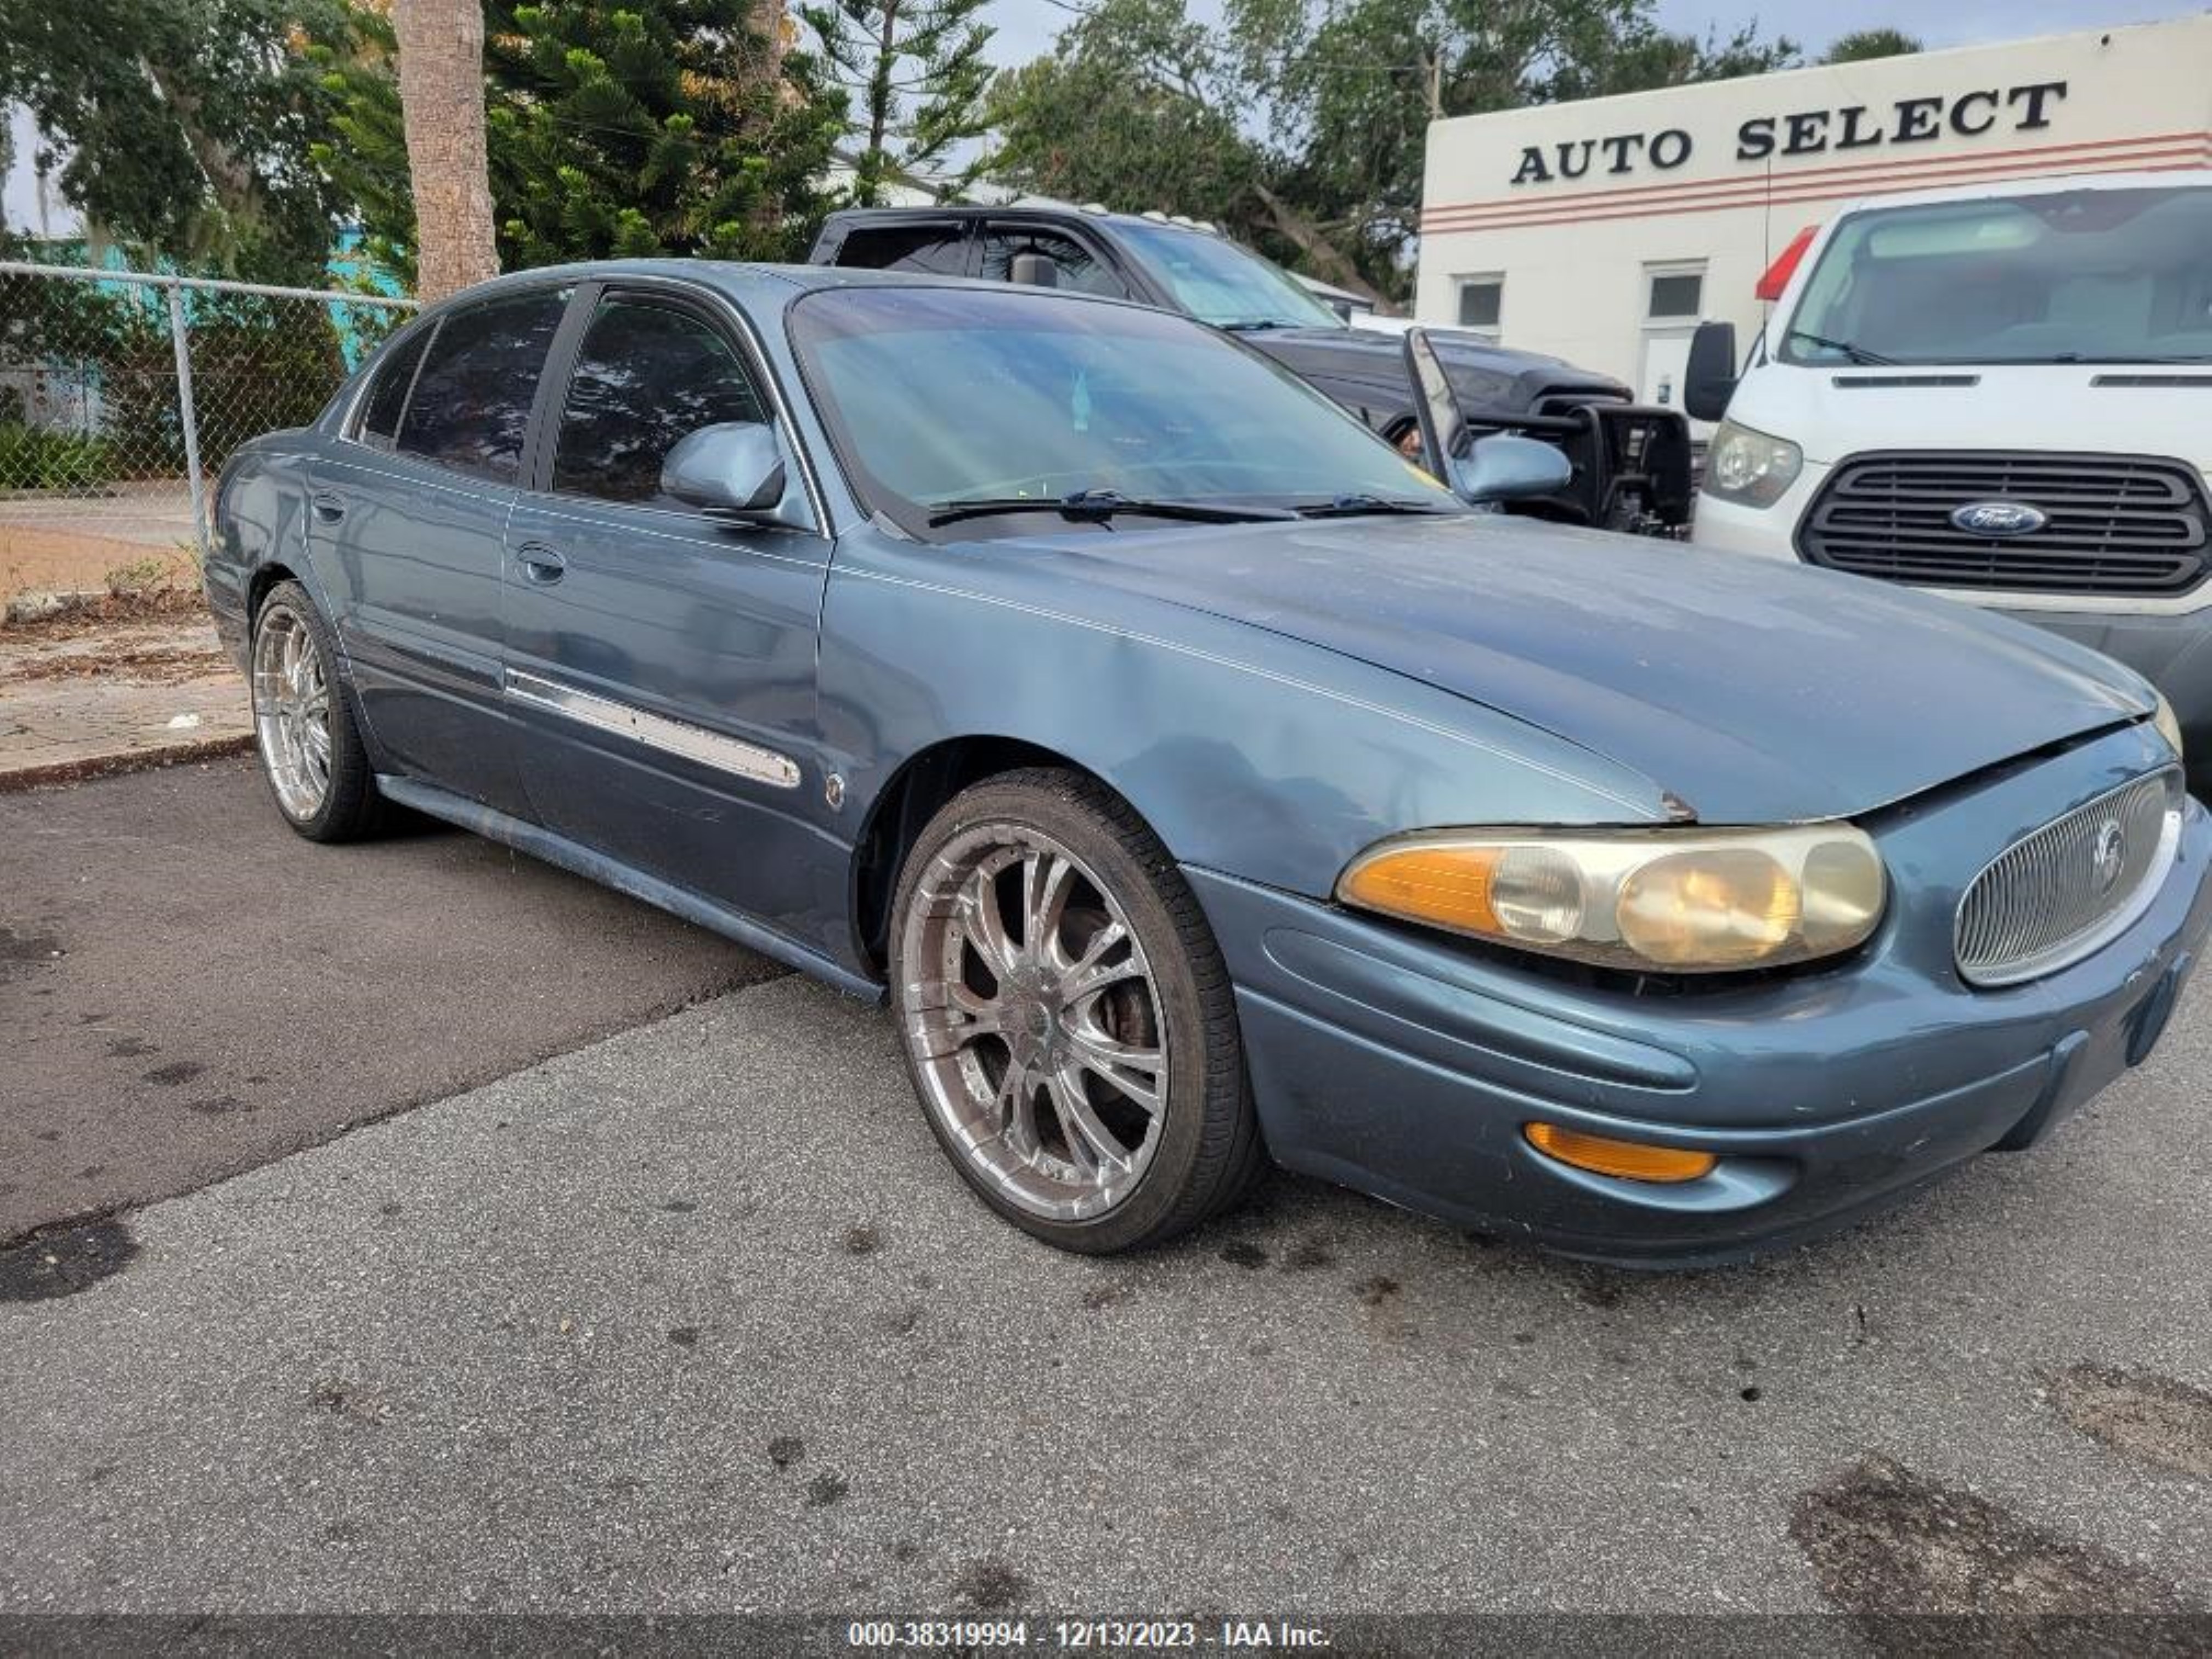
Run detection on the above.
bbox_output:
[2152,693,2184,764]
[1618,847,1798,967]
[1337,823,1886,974]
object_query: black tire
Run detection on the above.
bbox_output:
[250,579,386,843]
[888,768,1265,1253]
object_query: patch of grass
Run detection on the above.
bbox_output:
[0,422,114,492]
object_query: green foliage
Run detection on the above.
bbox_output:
[312,0,849,278]
[0,421,114,491]
[802,0,996,204]
[982,0,1266,240]
[1824,29,1922,65]
[0,240,358,482]
[0,0,359,285]
[986,0,1799,305]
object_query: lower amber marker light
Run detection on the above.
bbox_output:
[1524,1122,1718,1184]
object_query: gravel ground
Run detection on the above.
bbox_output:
[4,971,2209,1618]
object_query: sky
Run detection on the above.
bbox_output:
[7,1,2203,236]
[980,0,2205,65]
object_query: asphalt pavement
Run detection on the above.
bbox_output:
[1,758,781,1242]
[5,977,2212,1616]
[4,763,2211,1619]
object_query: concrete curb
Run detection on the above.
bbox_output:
[0,733,255,793]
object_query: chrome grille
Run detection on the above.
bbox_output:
[1799,452,2210,596]
[1956,769,2185,987]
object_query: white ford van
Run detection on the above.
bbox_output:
[1687,172,2210,787]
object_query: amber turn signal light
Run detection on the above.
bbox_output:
[1524,1122,1717,1184]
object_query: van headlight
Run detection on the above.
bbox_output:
[2153,691,2184,763]
[1338,823,1887,973]
[1702,420,1804,509]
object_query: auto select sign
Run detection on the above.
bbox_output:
[1508,80,2072,185]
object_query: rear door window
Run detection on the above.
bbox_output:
[356,326,432,450]
[396,289,569,483]
[551,297,769,506]
[831,222,971,275]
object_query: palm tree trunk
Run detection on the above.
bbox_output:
[392,0,498,301]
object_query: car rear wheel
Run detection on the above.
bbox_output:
[251,580,383,842]
[889,768,1263,1252]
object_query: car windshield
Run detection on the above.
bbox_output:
[1110,221,1346,331]
[789,285,1459,538]
[1783,184,2212,366]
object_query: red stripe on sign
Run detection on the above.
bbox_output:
[1421,146,2211,234]
[1420,131,2211,228]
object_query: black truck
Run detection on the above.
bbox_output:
[807,202,1694,537]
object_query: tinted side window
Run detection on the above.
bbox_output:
[979,228,1125,298]
[833,223,969,275]
[552,298,768,505]
[357,326,432,449]
[397,289,568,483]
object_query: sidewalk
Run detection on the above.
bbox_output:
[0,608,252,789]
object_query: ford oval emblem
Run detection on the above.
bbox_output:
[1951,500,2050,538]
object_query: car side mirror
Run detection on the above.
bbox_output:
[1008,251,1059,289]
[1453,435,1573,504]
[661,422,787,517]
[1684,320,1739,422]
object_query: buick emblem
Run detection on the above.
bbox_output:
[1951,500,2050,538]
[2092,819,2128,892]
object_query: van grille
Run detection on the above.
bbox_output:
[1798,452,2210,596]
[1955,769,2185,987]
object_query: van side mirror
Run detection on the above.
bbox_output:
[661,422,787,517]
[1684,320,1739,422]
[1454,434,1573,504]
[1008,251,1059,288]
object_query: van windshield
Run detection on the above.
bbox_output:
[1782,184,2212,366]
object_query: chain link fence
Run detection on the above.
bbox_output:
[0,262,415,608]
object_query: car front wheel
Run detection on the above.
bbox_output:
[889,769,1263,1252]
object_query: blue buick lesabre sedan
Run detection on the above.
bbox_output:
[206,263,2209,1264]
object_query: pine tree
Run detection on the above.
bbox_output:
[311,0,848,281]
[801,0,994,204]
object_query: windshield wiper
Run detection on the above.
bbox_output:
[1217,318,1293,333]
[1294,494,1458,518]
[1786,329,1898,366]
[926,488,1297,528]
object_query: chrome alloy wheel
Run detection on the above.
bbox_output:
[900,824,1169,1221]
[251,601,332,821]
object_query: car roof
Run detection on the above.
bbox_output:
[823,202,1218,236]
[404,258,1190,320]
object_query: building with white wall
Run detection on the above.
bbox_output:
[1414,14,2212,408]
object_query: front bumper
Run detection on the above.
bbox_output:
[1190,727,2212,1267]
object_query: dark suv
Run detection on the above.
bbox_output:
[809,203,1694,537]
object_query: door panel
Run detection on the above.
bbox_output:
[313,287,568,815]
[311,448,521,812]
[503,291,838,939]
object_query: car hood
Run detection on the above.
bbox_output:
[1730,360,2212,470]
[1240,326,1632,411]
[988,512,2154,824]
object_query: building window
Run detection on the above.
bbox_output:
[1645,264,1706,322]
[1455,275,1503,339]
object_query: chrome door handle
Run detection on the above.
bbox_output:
[516,544,567,585]
[311,492,346,524]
